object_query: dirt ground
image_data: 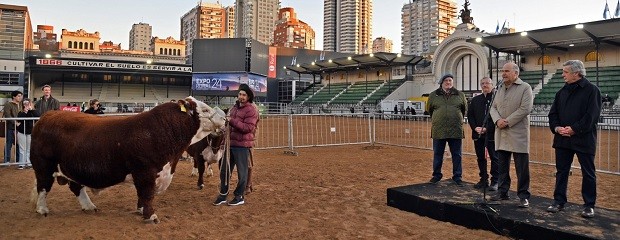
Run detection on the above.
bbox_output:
[0,145,618,239]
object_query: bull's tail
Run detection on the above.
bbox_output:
[30,179,38,206]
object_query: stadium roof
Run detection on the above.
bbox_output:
[283,52,424,75]
[467,18,620,54]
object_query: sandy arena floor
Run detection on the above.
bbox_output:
[0,144,618,239]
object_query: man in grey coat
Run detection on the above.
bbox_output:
[489,62,533,208]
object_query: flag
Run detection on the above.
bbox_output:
[319,51,325,61]
[495,20,500,34]
[500,20,506,34]
[604,2,610,19]
[615,0,620,17]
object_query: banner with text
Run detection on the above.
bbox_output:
[35,59,192,72]
[192,72,267,94]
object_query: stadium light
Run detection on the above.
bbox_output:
[475,37,482,43]
[347,56,352,60]
[283,66,287,69]
[369,53,374,57]
[397,53,402,57]
[311,62,315,65]
[569,44,575,47]
[575,24,584,29]
[328,59,333,63]
[146,59,153,64]
[520,32,528,36]
[296,64,300,67]
[44,53,52,58]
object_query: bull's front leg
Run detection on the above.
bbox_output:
[197,160,206,190]
[133,172,159,223]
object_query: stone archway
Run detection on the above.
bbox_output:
[435,43,488,92]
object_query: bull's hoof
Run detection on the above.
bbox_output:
[136,207,143,215]
[197,184,204,190]
[206,169,213,177]
[82,207,98,213]
[143,214,159,224]
[190,168,198,176]
[36,206,49,216]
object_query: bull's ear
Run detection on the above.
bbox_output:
[187,100,197,115]
[177,99,190,114]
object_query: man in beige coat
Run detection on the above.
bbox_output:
[489,62,533,208]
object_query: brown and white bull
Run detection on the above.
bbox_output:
[188,133,225,189]
[30,97,226,223]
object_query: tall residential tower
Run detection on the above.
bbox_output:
[401,0,457,56]
[235,0,280,45]
[129,23,152,51]
[323,0,372,54]
[181,2,227,59]
[272,7,316,49]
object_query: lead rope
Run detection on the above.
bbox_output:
[224,122,231,188]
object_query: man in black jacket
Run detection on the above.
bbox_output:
[467,77,499,191]
[547,60,602,218]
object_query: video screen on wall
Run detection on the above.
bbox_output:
[192,72,267,96]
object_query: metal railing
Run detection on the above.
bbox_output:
[1,113,618,175]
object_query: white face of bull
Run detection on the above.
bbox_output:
[186,96,227,145]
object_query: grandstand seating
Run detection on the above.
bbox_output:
[49,82,193,105]
[330,80,383,104]
[533,66,620,105]
[303,82,350,105]
[519,70,548,89]
[361,78,408,105]
[291,84,323,104]
[51,82,102,104]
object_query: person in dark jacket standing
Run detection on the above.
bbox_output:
[34,85,60,116]
[546,60,602,218]
[84,99,104,114]
[3,90,22,164]
[467,77,499,191]
[427,74,467,186]
[16,98,39,169]
[213,84,259,206]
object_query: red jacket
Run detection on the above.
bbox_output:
[229,102,259,148]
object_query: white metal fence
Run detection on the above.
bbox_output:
[1,113,618,175]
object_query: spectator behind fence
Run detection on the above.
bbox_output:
[213,84,259,206]
[427,74,467,186]
[489,62,533,208]
[546,60,602,218]
[16,98,38,169]
[3,90,23,164]
[84,99,104,114]
[34,85,60,116]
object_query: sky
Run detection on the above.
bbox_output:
[3,0,615,53]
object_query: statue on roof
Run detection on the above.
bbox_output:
[459,0,474,24]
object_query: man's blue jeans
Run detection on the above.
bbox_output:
[432,138,462,181]
[4,129,21,163]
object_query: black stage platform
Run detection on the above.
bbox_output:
[387,180,619,240]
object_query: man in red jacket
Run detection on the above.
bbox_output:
[213,84,259,206]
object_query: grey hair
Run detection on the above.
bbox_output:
[506,62,520,75]
[563,60,586,77]
[480,77,494,86]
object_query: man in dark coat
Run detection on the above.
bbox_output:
[547,60,602,218]
[467,77,499,191]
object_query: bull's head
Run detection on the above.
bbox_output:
[185,96,227,145]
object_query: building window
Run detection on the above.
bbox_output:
[79,42,83,49]
[585,51,601,62]
[159,48,163,54]
[90,42,94,50]
[68,41,73,48]
[537,55,551,65]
